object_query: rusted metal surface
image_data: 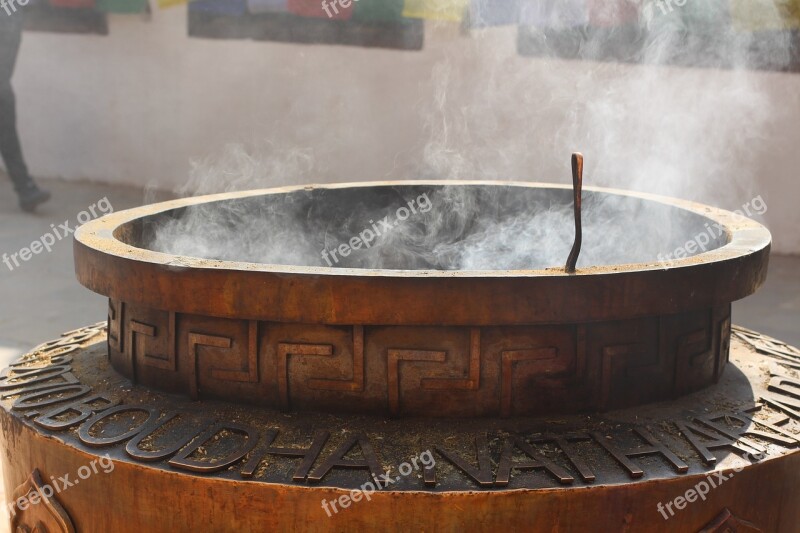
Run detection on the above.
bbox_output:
[0,326,798,531]
[565,153,584,274]
[68,182,771,415]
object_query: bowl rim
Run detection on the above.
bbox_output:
[75,180,769,278]
[73,180,771,325]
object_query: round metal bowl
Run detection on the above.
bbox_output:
[73,181,770,417]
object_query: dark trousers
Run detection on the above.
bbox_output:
[0,15,32,192]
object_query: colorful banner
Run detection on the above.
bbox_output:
[288,0,353,19]
[353,0,405,23]
[157,0,187,8]
[730,0,800,31]
[586,0,638,28]
[189,0,247,15]
[247,0,288,13]
[519,0,588,29]
[48,0,96,7]
[95,0,148,12]
[467,0,520,27]
[402,0,468,22]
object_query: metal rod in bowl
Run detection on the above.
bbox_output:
[565,152,583,274]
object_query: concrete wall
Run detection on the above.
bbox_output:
[11,7,800,253]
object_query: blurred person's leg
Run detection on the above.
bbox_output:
[0,14,50,212]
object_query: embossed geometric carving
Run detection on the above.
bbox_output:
[271,324,366,411]
[187,320,259,400]
[210,320,259,383]
[422,328,481,391]
[674,318,713,396]
[130,312,177,372]
[107,299,123,354]
[388,327,481,416]
[307,325,365,393]
[495,325,584,417]
[590,316,666,411]
[388,349,445,416]
[188,333,231,400]
[104,299,736,417]
[716,315,732,381]
[277,342,333,410]
[126,312,178,384]
[500,347,557,417]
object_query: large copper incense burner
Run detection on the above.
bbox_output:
[74,180,767,417]
[0,175,797,533]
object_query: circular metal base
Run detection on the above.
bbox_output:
[1,324,798,531]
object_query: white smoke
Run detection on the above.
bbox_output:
[150,0,790,270]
